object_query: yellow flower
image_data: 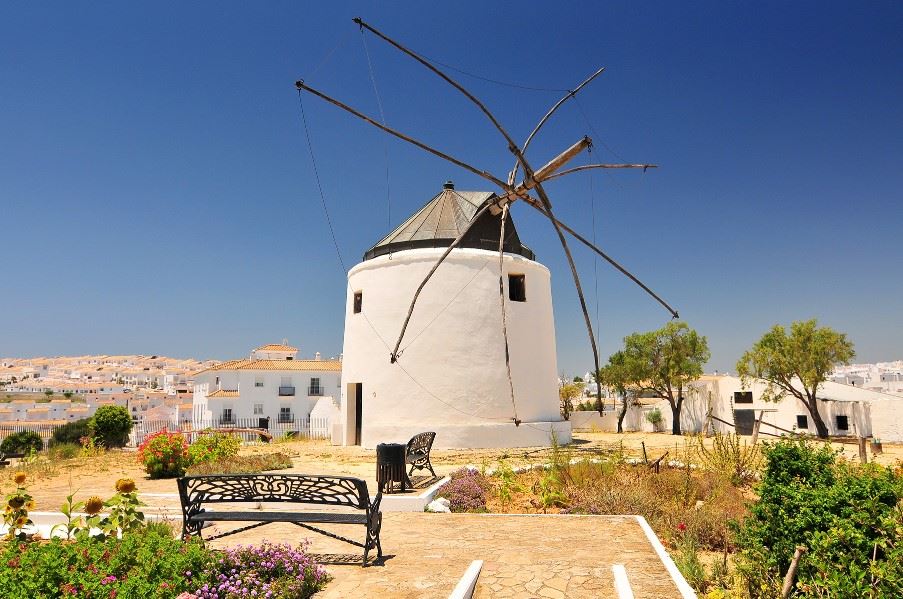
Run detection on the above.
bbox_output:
[25,501,35,510]
[115,478,136,494]
[12,472,26,486]
[84,496,104,515]
[7,496,25,509]
[14,516,27,527]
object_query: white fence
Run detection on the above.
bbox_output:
[131,416,331,446]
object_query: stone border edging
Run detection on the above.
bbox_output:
[448,560,483,599]
[635,515,697,598]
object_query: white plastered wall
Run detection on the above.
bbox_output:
[340,248,570,449]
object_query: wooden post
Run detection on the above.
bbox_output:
[781,546,807,598]
[641,441,648,465]
[751,410,764,445]
[858,436,868,464]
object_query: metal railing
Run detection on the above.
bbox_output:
[307,386,323,396]
[130,415,331,446]
[277,413,294,424]
[278,386,296,396]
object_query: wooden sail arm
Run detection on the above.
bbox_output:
[542,163,658,182]
[497,137,592,208]
[519,194,680,319]
[389,201,497,363]
[294,80,508,190]
[353,18,525,160]
[510,67,606,185]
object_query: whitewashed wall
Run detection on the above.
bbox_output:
[341,248,570,449]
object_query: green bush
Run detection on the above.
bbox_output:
[0,527,212,598]
[0,431,43,455]
[735,438,903,598]
[50,418,94,446]
[92,405,132,448]
[187,430,241,465]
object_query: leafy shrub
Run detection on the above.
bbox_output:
[436,468,491,512]
[92,405,132,448]
[50,417,94,446]
[645,407,663,429]
[187,431,241,465]
[194,541,328,599]
[47,442,80,460]
[697,432,762,486]
[0,527,212,598]
[137,429,189,478]
[186,452,294,475]
[0,431,43,455]
[735,438,903,598]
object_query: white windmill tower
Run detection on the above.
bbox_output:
[296,18,679,449]
[339,181,567,448]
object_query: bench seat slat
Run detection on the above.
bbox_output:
[189,511,367,524]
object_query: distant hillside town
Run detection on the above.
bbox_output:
[0,345,340,435]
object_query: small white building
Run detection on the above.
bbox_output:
[340,182,570,449]
[571,374,903,442]
[192,343,341,432]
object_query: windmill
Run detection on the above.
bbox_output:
[295,18,678,444]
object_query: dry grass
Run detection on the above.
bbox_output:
[185,452,294,475]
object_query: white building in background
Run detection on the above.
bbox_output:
[192,343,341,433]
[831,361,903,397]
[340,182,570,449]
[570,374,903,442]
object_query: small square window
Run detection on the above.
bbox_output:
[733,391,753,404]
[353,292,363,314]
[253,403,264,415]
[796,415,808,429]
[836,415,849,431]
[508,274,526,302]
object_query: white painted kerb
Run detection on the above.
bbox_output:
[448,560,483,599]
[635,515,697,598]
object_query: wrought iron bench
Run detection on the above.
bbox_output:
[405,431,437,481]
[177,474,382,566]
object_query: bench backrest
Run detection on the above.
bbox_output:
[177,474,372,510]
[406,431,435,457]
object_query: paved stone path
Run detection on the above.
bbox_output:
[207,513,685,598]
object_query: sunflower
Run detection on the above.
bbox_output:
[25,500,35,510]
[115,478,136,494]
[14,516,28,527]
[12,472,26,486]
[7,496,25,509]
[84,496,105,515]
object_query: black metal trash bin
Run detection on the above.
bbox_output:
[376,443,407,493]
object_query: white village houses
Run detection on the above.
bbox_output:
[192,343,340,435]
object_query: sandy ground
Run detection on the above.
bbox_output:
[9,431,900,513]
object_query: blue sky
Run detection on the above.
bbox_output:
[1,2,901,374]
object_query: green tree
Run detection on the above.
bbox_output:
[622,321,710,435]
[736,319,854,438]
[63,391,73,399]
[596,350,640,433]
[558,382,584,421]
[92,405,133,448]
[44,389,54,398]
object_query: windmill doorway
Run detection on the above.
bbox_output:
[347,383,363,445]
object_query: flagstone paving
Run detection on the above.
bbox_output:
[206,513,684,598]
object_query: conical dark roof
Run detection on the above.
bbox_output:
[363,182,535,261]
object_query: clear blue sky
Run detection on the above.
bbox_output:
[2,2,901,374]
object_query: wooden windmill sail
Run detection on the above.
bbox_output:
[296,17,679,416]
